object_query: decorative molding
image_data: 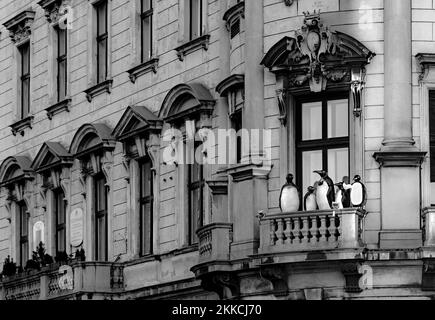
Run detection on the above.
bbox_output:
[206,179,228,195]
[223,1,244,30]
[373,151,427,168]
[341,262,364,293]
[84,79,113,102]
[122,156,130,183]
[416,53,435,82]
[284,0,294,5]
[101,151,114,189]
[37,0,71,24]
[0,156,34,188]
[127,58,159,83]
[350,69,365,118]
[79,169,87,198]
[10,115,34,136]
[261,11,375,93]
[2,10,35,44]
[175,34,210,62]
[201,272,240,300]
[45,98,71,120]
[276,89,288,125]
[260,266,289,297]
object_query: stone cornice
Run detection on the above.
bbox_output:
[37,0,69,23]
[175,34,210,61]
[3,9,36,44]
[127,58,159,83]
[373,150,427,167]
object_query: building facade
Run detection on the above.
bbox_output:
[0,0,435,300]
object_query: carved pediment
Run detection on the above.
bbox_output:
[31,142,73,173]
[0,156,34,188]
[261,11,375,92]
[69,123,116,159]
[3,9,36,44]
[112,105,163,142]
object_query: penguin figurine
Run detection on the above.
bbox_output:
[344,175,367,208]
[279,173,300,212]
[315,178,331,210]
[303,186,317,211]
[313,170,335,208]
[334,182,351,209]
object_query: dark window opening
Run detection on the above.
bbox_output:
[232,109,243,163]
[230,18,240,39]
[188,141,205,245]
[189,0,203,40]
[140,0,153,62]
[139,157,153,256]
[56,25,67,101]
[96,1,108,83]
[18,201,28,267]
[54,188,66,254]
[19,42,30,119]
[94,173,108,261]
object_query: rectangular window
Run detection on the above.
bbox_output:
[140,0,153,62]
[232,110,243,163]
[19,202,28,267]
[139,158,153,256]
[296,94,350,194]
[96,1,108,83]
[189,0,202,40]
[19,42,30,119]
[94,174,108,261]
[429,90,435,204]
[188,143,205,245]
[56,25,67,101]
[54,188,66,254]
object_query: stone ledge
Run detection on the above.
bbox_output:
[45,97,71,120]
[126,58,159,83]
[10,115,34,136]
[84,79,113,102]
[175,34,210,62]
[373,150,427,167]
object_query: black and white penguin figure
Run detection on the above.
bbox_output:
[334,182,351,209]
[313,170,335,208]
[279,173,300,212]
[303,186,317,211]
[344,175,367,208]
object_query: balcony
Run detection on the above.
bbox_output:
[191,223,233,277]
[258,208,366,263]
[0,261,124,300]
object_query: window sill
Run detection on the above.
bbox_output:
[175,34,210,62]
[45,97,71,120]
[127,58,159,83]
[84,79,113,102]
[10,115,34,136]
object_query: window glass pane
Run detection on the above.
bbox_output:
[190,187,200,244]
[328,99,348,138]
[97,38,107,82]
[97,215,106,260]
[58,60,67,100]
[21,44,30,74]
[57,229,65,252]
[97,2,107,35]
[20,205,28,237]
[21,242,28,266]
[327,148,349,185]
[302,101,322,140]
[58,28,67,56]
[57,190,65,224]
[141,0,152,11]
[302,150,323,194]
[142,15,152,61]
[22,78,30,118]
[190,0,201,39]
[141,202,152,255]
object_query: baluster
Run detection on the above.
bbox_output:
[300,217,309,244]
[335,215,342,241]
[270,219,276,245]
[284,217,292,245]
[277,218,285,244]
[318,215,327,244]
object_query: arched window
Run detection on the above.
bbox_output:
[113,105,162,258]
[0,156,34,267]
[69,123,116,261]
[160,83,215,246]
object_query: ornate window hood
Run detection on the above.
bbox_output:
[216,74,244,97]
[223,1,244,29]
[159,83,215,125]
[37,0,69,23]
[0,156,34,188]
[416,53,435,82]
[261,12,375,93]
[31,142,73,174]
[69,123,116,161]
[3,9,35,44]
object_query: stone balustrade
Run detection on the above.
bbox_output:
[0,261,124,300]
[259,208,366,254]
[196,223,233,264]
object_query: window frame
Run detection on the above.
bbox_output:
[139,157,154,256]
[94,172,108,261]
[18,201,29,267]
[19,42,30,119]
[96,0,108,84]
[295,92,350,190]
[54,187,67,254]
[55,25,68,102]
[140,0,153,63]
[189,0,203,41]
